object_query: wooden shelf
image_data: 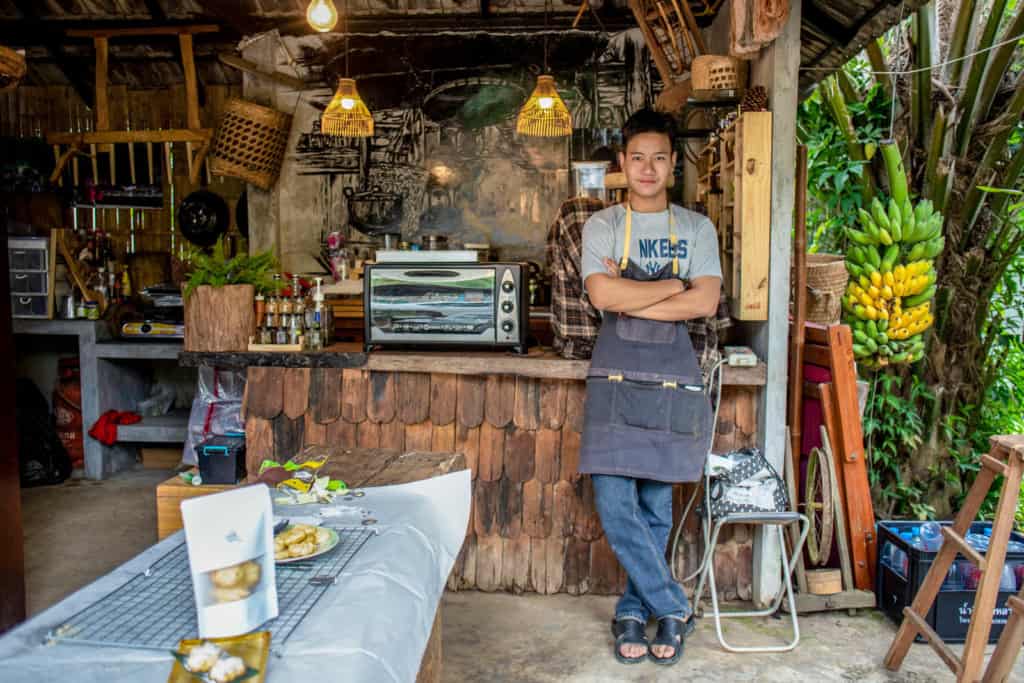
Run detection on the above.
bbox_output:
[117,411,189,444]
[94,341,183,360]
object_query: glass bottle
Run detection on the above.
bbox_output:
[266,276,281,328]
[275,324,289,345]
[254,293,266,323]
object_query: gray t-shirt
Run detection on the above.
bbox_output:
[581,204,723,287]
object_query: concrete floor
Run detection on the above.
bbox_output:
[19,468,1024,681]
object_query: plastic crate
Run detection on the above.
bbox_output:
[876,520,1024,643]
[197,431,246,485]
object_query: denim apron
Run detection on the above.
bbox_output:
[579,206,713,483]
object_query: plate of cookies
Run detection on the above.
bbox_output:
[274,523,338,563]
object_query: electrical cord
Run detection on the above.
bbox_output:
[670,357,724,584]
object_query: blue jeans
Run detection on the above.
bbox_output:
[591,474,691,623]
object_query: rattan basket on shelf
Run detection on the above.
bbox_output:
[692,55,744,92]
[0,45,26,94]
[209,98,293,191]
[805,253,849,324]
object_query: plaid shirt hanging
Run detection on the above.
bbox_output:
[545,196,731,372]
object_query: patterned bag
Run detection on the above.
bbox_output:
[698,447,789,519]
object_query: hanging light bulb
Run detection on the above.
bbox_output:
[307,0,338,32]
[516,75,571,137]
[322,78,373,137]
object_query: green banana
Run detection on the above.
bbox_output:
[848,246,865,266]
[894,200,911,242]
[853,343,871,358]
[857,209,877,237]
[877,227,894,246]
[891,352,909,364]
[887,199,902,239]
[877,318,888,332]
[921,214,943,242]
[865,245,882,270]
[881,244,900,272]
[878,332,889,344]
[854,330,869,346]
[863,337,878,353]
[914,200,932,228]
[903,285,936,308]
[846,228,874,246]
[907,242,927,261]
[923,236,945,259]
[867,320,879,338]
[878,344,892,357]
[871,198,891,232]
[846,261,863,279]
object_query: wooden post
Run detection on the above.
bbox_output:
[788,146,808,473]
[94,37,109,133]
[179,33,201,131]
[749,0,802,608]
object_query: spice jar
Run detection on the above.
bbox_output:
[254,293,266,322]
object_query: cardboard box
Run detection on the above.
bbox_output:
[141,447,183,470]
[156,470,237,540]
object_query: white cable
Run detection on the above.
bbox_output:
[800,27,1024,77]
[670,358,724,584]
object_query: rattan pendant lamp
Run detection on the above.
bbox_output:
[321,0,373,137]
[516,0,571,137]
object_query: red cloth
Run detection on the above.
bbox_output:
[88,410,142,446]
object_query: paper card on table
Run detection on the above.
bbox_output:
[181,485,279,638]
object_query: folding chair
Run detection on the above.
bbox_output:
[693,510,809,653]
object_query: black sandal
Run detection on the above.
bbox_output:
[611,618,649,664]
[648,616,695,665]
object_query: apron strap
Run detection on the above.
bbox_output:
[620,203,679,275]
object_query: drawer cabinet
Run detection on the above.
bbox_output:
[8,236,52,319]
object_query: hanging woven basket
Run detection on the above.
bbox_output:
[209,98,293,191]
[805,253,849,325]
[0,45,27,94]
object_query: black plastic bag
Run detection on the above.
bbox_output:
[16,378,72,487]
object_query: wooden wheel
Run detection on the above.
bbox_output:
[804,446,835,566]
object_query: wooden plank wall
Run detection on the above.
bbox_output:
[0,85,245,259]
[243,368,758,599]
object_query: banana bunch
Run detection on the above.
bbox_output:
[841,193,942,367]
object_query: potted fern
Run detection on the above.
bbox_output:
[183,237,280,352]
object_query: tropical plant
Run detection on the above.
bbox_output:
[183,237,281,298]
[812,0,1024,515]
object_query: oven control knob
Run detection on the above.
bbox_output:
[501,281,515,293]
[501,301,514,313]
[501,321,514,333]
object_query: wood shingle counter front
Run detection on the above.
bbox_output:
[235,351,762,599]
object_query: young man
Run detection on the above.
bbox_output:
[579,109,722,666]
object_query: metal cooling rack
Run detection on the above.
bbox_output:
[47,525,375,651]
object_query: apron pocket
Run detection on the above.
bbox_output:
[615,382,671,431]
[583,377,615,425]
[615,316,677,344]
[669,386,710,435]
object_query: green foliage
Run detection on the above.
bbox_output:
[798,75,890,254]
[183,237,281,298]
[863,372,936,519]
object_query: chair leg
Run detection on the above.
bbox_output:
[702,517,809,653]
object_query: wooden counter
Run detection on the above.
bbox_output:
[180,344,767,385]
[226,349,762,600]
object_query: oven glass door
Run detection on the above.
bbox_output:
[369,267,496,343]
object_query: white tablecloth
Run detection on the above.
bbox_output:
[0,470,471,683]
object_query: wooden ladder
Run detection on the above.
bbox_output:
[884,434,1024,682]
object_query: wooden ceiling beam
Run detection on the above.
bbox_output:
[67,24,219,38]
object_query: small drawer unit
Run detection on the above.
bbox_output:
[8,236,51,319]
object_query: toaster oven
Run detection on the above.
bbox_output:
[363,262,529,353]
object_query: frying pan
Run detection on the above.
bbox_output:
[178,190,230,248]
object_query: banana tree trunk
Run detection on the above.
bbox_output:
[945,0,977,83]
[973,6,1024,129]
[956,0,1010,156]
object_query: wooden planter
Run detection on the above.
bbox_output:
[184,284,255,352]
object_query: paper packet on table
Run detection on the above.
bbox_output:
[181,485,279,638]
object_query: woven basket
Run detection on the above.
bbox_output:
[209,99,293,191]
[0,45,26,94]
[692,55,744,91]
[805,253,849,325]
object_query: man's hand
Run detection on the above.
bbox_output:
[623,276,721,322]
[586,272,683,313]
[602,258,619,277]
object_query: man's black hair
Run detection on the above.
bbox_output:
[621,108,677,149]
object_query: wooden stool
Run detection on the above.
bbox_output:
[883,434,1024,682]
